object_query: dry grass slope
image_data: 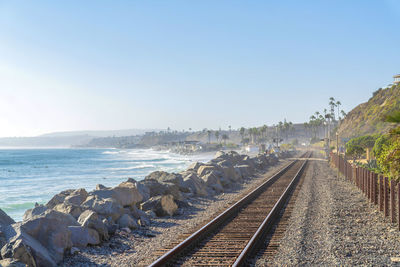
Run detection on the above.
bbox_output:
[338,84,400,138]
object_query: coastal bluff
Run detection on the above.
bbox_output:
[0,150,291,267]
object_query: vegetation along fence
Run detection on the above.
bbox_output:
[331,152,400,230]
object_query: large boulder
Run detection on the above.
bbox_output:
[140,195,178,217]
[201,172,223,193]
[200,171,221,186]
[23,205,48,221]
[90,184,142,208]
[235,165,253,178]
[145,171,189,193]
[64,188,88,206]
[137,179,167,198]
[112,181,143,207]
[77,210,108,240]
[217,162,241,183]
[134,179,150,202]
[2,210,78,266]
[53,203,83,219]
[0,258,26,267]
[19,210,76,262]
[137,179,183,201]
[46,189,74,209]
[68,226,100,247]
[162,182,183,201]
[197,165,221,177]
[241,156,256,170]
[214,150,226,159]
[1,223,56,267]
[181,172,208,197]
[0,209,15,227]
[117,214,138,230]
[81,196,123,221]
[187,162,204,172]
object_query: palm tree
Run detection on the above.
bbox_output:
[340,110,346,120]
[329,97,336,121]
[261,125,268,142]
[239,127,246,142]
[215,131,220,144]
[222,134,229,145]
[207,130,212,144]
[336,101,341,121]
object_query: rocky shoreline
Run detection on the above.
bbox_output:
[0,150,293,267]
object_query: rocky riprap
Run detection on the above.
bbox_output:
[0,150,290,267]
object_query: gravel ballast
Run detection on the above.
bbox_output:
[270,159,400,266]
[62,159,292,267]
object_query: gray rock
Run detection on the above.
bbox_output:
[0,209,15,227]
[113,181,143,206]
[187,162,204,172]
[163,182,183,201]
[135,180,150,202]
[117,214,138,229]
[18,210,76,263]
[23,205,48,221]
[46,189,74,209]
[68,226,100,247]
[210,183,224,193]
[200,172,222,187]
[0,258,26,267]
[81,196,123,221]
[95,184,107,190]
[53,203,83,219]
[1,223,56,267]
[138,179,167,197]
[140,195,178,217]
[182,173,208,197]
[217,162,241,183]
[64,188,88,206]
[235,165,253,178]
[77,210,109,240]
[197,165,221,177]
[90,182,143,208]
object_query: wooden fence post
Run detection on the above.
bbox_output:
[380,175,384,212]
[374,173,378,205]
[384,177,389,217]
[391,180,396,223]
[398,184,400,231]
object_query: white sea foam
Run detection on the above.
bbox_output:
[107,165,156,171]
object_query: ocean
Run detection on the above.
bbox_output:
[0,148,214,221]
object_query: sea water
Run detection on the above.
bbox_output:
[0,148,214,221]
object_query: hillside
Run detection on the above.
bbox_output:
[338,84,400,138]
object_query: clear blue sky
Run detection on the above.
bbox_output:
[1,0,399,137]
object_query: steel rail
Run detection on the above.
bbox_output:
[149,152,310,267]
[232,157,308,266]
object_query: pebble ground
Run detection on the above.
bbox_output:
[267,160,400,266]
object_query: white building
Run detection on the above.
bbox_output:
[394,74,400,84]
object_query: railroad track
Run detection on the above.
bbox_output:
[149,152,311,267]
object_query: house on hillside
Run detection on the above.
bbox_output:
[394,74,400,84]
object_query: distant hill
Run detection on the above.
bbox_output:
[0,128,160,148]
[338,84,400,138]
[40,128,160,138]
[0,135,94,148]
